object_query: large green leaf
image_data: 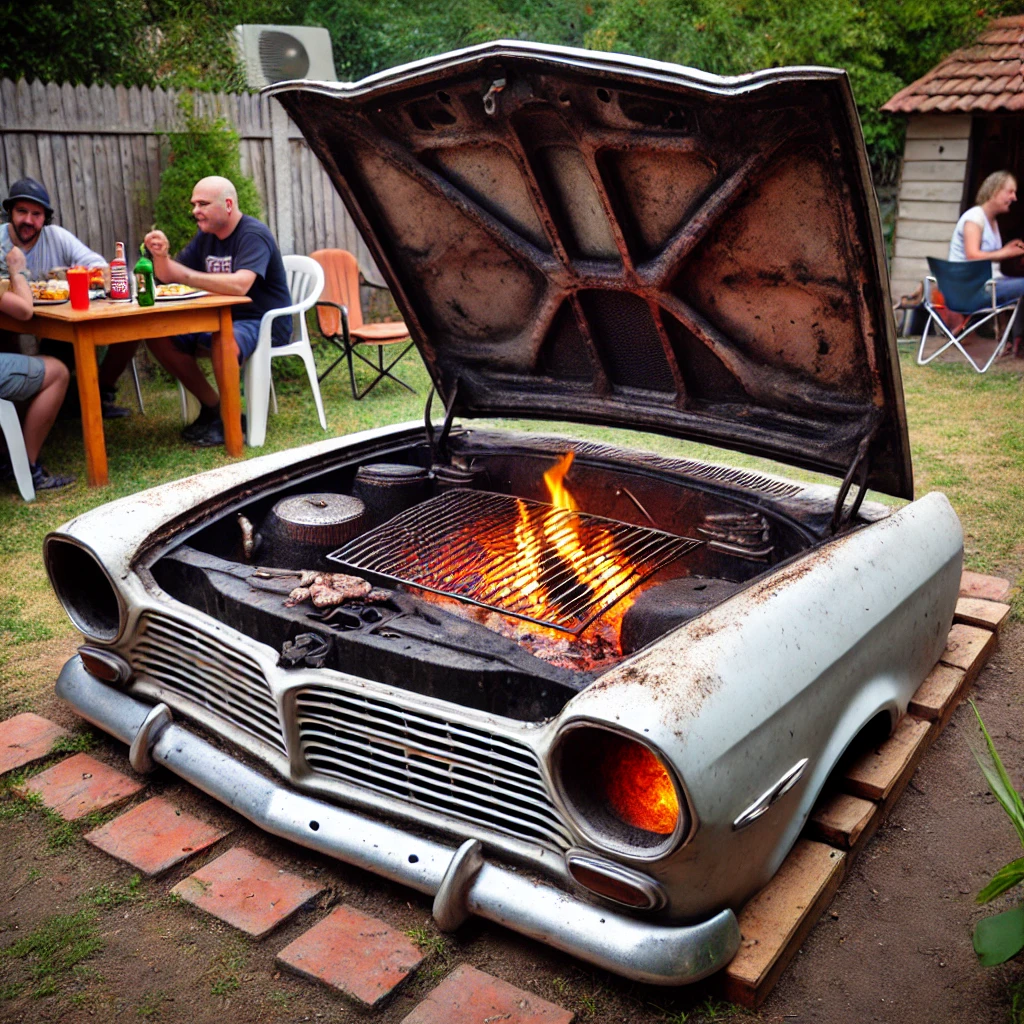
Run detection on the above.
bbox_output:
[978,858,1024,905]
[969,702,1024,847]
[974,906,1024,966]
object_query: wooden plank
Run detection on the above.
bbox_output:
[903,138,969,162]
[900,180,965,203]
[955,597,1012,634]
[960,570,1011,602]
[894,218,959,243]
[32,80,59,222]
[15,79,42,183]
[905,115,972,140]
[90,85,115,258]
[76,84,102,248]
[898,199,964,222]
[723,841,845,1009]
[62,82,88,242]
[843,715,932,801]
[805,792,877,852]
[909,662,967,723]
[894,237,951,260]
[939,623,997,685]
[289,133,303,256]
[901,160,969,182]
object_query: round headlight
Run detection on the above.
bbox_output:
[44,536,123,642]
[553,725,690,858]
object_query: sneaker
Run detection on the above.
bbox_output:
[31,462,75,490]
[100,386,131,419]
[183,411,245,447]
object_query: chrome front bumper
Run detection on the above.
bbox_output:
[57,656,739,985]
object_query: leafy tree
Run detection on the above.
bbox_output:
[0,0,303,91]
[304,0,603,81]
[154,99,263,254]
[581,0,1012,182]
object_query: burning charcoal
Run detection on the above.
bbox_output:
[285,586,311,607]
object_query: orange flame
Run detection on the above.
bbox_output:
[601,736,680,834]
[544,452,578,511]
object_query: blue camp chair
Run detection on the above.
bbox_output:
[918,257,1021,373]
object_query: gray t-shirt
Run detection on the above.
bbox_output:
[0,223,105,277]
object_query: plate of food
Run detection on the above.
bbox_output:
[31,280,70,304]
[155,284,209,301]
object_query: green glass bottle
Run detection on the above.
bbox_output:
[134,243,155,307]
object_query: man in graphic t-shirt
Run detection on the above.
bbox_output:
[144,176,291,447]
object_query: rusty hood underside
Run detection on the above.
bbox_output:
[269,41,912,499]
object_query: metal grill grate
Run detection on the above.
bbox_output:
[130,612,286,753]
[329,489,702,634]
[295,685,574,851]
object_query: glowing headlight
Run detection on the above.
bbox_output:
[552,725,690,858]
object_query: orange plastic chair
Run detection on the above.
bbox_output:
[310,249,416,399]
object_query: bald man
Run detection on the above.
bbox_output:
[144,176,290,446]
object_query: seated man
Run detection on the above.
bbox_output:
[1,178,133,418]
[144,176,291,447]
[0,245,74,490]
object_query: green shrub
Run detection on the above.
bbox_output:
[154,96,263,255]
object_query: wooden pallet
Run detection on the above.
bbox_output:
[721,578,1011,1008]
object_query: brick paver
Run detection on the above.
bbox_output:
[85,796,230,876]
[401,964,574,1024]
[15,752,144,820]
[0,714,68,775]
[171,847,324,938]
[276,904,422,1007]
[959,570,1011,603]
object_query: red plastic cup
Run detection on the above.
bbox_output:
[67,268,89,310]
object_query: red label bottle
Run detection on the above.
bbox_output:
[109,241,130,301]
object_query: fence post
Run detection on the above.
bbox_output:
[270,99,294,255]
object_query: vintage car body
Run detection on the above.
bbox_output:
[47,42,962,984]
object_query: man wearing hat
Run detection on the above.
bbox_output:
[1,177,135,418]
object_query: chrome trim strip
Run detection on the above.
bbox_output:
[732,758,809,831]
[57,656,739,985]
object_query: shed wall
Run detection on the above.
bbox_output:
[889,115,971,302]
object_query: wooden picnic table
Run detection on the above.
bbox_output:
[0,293,250,487]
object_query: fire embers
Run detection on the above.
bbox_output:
[599,734,680,835]
[282,571,388,608]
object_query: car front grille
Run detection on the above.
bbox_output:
[295,686,573,852]
[130,611,285,753]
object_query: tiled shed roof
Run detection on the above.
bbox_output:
[882,16,1024,114]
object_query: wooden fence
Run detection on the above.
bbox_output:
[0,78,382,283]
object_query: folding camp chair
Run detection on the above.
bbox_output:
[918,257,1021,373]
[310,249,415,400]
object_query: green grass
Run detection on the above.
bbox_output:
[0,909,103,998]
[0,346,1021,708]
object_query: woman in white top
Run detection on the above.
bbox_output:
[948,170,1024,304]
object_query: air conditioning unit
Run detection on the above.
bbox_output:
[233,25,338,88]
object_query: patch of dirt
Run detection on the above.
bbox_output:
[0,623,1021,1023]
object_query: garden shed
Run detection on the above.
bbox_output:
[882,15,1024,304]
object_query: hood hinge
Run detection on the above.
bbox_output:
[828,426,877,536]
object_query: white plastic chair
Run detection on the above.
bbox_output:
[177,255,327,446]
[0,399,34,501]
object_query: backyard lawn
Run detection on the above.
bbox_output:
[0,346,1021,716]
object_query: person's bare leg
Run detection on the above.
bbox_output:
[97,340,140,390]
[22,356,70,464]
[147,337,220,407]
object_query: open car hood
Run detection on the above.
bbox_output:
[269,41,912,498]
